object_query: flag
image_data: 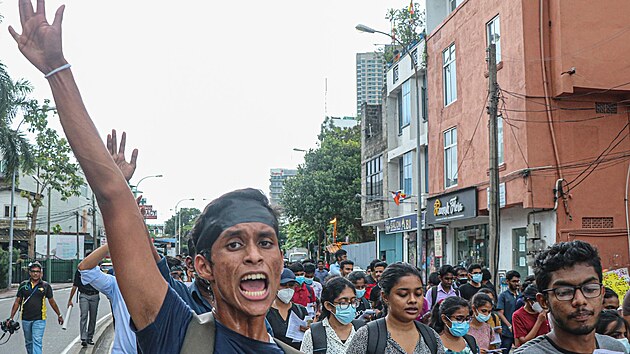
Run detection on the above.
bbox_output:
[391,190,408,205]
[408,1,415,16]
[329,217,337,224]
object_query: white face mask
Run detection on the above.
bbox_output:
[277,288,295,304]
[531,301,544,313]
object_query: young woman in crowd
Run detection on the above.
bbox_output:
[346,262,445,354]
[266,269,309,349]
[300,277,359,353]
[477,288,502,347]
[595,309,630,352]
[468,293,495,353]
[430,296,477,354]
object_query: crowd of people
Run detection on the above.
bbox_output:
[4,1,630,353]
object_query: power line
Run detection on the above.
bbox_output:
[454,92,490,179]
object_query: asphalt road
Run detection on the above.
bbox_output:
[0,287,112,353]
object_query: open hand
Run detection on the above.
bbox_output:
[9,0,68,74]
[107,130,138,182]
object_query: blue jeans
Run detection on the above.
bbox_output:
[22,319,46,354]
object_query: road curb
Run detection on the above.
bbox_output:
[62,313,113,354]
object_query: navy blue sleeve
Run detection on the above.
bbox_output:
[133,287,193,354]
[156,256,200,312]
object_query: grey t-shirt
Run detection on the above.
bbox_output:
[514,333,627,354]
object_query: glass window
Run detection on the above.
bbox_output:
[366,155,383,199]
[402,80,411,127]
[444,128,458,188]
[443,44,457,106]
[455,225,489,268]
[4,205,17,218]
[399,152,413,195]
[487,16,501,63]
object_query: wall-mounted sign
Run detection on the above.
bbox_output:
[385,214,417,234]
[486,182,506,209]
[434,229,443,258]
[426,187,477,224]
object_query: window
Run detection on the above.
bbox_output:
[498,115,504,165]
[443,44,457,106]
[366,156,383,199]
[444,128,458,187]
[402,80,411,127]
[399,152,413,195]
[393,65,399,83]
[487,16,501,62]
[4,205,17,218]
[449,0,463,12]
[0,160,6,174]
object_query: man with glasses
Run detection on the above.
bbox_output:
[6,262,64,354]
[497,270,521,354]
[514,240,626,354]
[426,264,460,310]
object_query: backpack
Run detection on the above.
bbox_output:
[431,285,460,310]
[366,318,438,354]
[311,319,366,353]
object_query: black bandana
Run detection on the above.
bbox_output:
[194,197,277,253]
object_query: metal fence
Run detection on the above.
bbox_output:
[12,258,78,284]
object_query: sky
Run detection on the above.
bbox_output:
[0,0,400,224]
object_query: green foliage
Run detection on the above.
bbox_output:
[281,117,370,250]
[386,3,426,48]
[21,99,84,256]
[0,248,20,288]
[164,207,202,236]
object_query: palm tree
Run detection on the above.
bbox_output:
[0,61,35,178]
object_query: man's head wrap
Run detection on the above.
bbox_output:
[192,188,279,256]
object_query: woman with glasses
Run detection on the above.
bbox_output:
[346,262,445,354]
[300,276,360,353]
[430,296,478,354]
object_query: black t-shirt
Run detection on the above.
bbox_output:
[265,304,308,349]
[369,284,383,310]
[17,280,53,321]
[215,318,284,353]
[73,270,99,295]
[459,282,483,300]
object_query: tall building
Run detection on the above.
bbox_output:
[356,52,386,116]
[425,0,630,273]
[269,168,297,207]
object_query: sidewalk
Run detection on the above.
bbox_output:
[63,314,114,354]
[0,282,74,299]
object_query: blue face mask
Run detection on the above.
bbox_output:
[617,338,630,352]
[475,312,491,323]
[295,276,305,285]
[447,320,470,337]
[471,274,483,284]
[333,304,357,325]
[304,277,314,285]
[356,289,366,298]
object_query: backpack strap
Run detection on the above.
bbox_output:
[311,322,327,353]
[463,334,479,354]
[366,318,388,354]
[416,321,438,354]
[352,318,366,330]
[181,312,216,354]
[431,286,438,309]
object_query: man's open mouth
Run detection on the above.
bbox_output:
[239,273,269,299]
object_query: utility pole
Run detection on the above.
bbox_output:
[75,211,80,260]
[487,43,500,285]
[46,187,51,259]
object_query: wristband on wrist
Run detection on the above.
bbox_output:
[44,63,72,78]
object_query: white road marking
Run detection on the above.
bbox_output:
[59,313,112,354]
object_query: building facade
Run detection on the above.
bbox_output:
[426,0,630,274]
[269,168,298,207]
[356,52,386,116]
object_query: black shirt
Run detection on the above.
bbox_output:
[73,270,99,295]
[265,303,308,349]
[369,284,383,311]
[459,282,483,300]
[16,280,53,321]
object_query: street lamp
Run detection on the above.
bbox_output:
[132,174,164,196]
[175,198,194,255]
[356,23,425,275]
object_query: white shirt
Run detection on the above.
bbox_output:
[310,281,323,299]
[80,267,137,354]
[300,318,356,354]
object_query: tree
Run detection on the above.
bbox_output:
[164,207,201,237]
[281,117,370,251]
[22,99,84,257]
[383,4,426,64]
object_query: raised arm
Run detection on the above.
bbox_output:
[10,0,166,329]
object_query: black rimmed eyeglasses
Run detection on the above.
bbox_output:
[542,283,603,301]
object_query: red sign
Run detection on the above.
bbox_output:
[143,205,158,220]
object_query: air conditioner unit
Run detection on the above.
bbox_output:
[526,239,546,252]
[421,194,428,209]
[527,223,541,239]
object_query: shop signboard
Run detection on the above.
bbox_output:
[426,187,477,224]
[385,214,417,234]
[434,229,443,258]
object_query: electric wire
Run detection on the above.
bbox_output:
[453,92,490,179]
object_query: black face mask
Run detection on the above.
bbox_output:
[457,277,469,286]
